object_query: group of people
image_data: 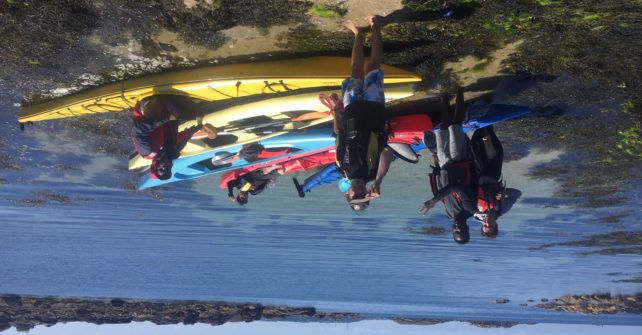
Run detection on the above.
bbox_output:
[332,16,517,244]
[129,15,518,244]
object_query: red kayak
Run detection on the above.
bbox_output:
[218,113,432,189]
[218,147,336,189]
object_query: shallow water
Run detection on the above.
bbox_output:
[0,104,641,326]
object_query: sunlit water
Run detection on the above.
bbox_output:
[0,106,640,326]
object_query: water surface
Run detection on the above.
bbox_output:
[0,105,640,325]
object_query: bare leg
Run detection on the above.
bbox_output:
[449,87,467,162]
[440,94,453,130]
[345,21,365,79]
[371,146,393,196]
[367,15,386,72]
[453,87,466,125]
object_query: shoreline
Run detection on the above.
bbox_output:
[2,293,641,332]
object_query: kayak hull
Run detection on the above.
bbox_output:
[19,57,421,123]
[128,83,417,170]
[218,148,336,190]
[137,127,336,190]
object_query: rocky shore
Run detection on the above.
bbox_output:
[0,294,358,332]
[3,292,641,332]
[0,294,526,332]
[536,293,642,315]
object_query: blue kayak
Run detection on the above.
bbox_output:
[294,103,531,196]
[138,127,335,190]
[464,103,531,129]
[293,141,426,197]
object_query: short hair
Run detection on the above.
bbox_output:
[151,156,172,180]
[236,194,248,206]
[452,219,470,244]
[481,224,498,239]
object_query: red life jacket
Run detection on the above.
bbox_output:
[477,183,502,213]
[130,102,167,159]
[131,103,144,119]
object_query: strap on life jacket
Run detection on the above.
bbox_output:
[477,182,503,213]
[429,165,440,197]
[240,182,252,192]
[477,191,493,213]
[447,160,475,186]
[131,103,144,119]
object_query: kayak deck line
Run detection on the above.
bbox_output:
[128,83,417,170]
[19,56,422,123]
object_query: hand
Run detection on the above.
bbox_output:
[228,195,237,203]
[203,123,218,139]
[419,199,436,215]
[169,113,178,121]
[369,182,381,198]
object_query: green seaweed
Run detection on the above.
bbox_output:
[308,4,344,18]
[617,127,642,159]
[575,9,608,21]
[536,0,560,6]
[471,59,491,72]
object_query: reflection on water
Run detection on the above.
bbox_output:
[3,320,642,335]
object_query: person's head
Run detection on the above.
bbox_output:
[349,200,369,211]
[150,154,173,180]
[452,218,470,244]
[480,212,498,239]
[346,179,369,211]
[236,191,248,206]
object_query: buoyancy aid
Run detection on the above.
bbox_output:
[477,182,504,213]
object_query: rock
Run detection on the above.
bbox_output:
[2,294,22,306]
[491,298,510,304]
[182,311,199,325]
[110,298,126,307]
[0,323,10,332]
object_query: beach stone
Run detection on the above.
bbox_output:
[110,298,126,307]
[491,298,509,304]
[0,323,10,332]
[2,295,22,306]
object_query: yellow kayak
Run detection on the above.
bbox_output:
[128,83,416,170]
[19,57,422,123]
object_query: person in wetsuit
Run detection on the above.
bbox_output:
[130,95,215,180]
[470,126,521,238]
[227,166,283,205]
[332,16,394,211]
[420,88,478,244]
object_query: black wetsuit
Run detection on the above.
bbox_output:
[227,170,278,197]
[430,158,479,221]
[335,101,387,181]
[470,126,503,180]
